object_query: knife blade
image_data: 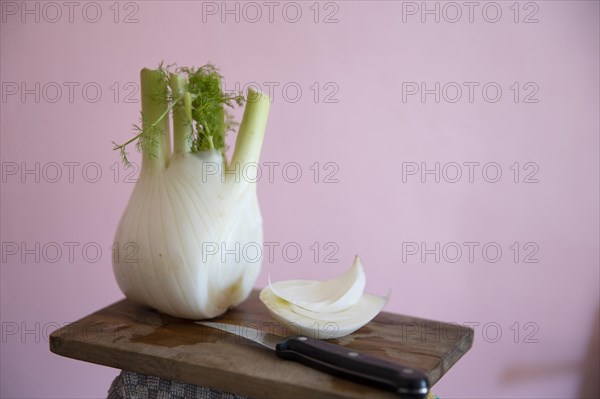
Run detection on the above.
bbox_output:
[196,321,429,398]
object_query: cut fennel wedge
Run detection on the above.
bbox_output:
[268,256,366,313]
[259,286,387,339]
[260,256,388,339]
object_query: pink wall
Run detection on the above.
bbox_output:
[1,1,598,398]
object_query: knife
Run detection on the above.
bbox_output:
[197,321,429,398]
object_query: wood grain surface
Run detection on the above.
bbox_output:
[50,290,473,398]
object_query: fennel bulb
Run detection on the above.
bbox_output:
[112,65,270,319]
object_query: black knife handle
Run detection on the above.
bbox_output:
[275,336,429,398]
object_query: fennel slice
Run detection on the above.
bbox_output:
[259,285,387,339]
[268,255,366,313]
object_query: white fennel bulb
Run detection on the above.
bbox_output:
[112,66,270,319]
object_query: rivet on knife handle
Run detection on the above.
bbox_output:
[275,336,430,398]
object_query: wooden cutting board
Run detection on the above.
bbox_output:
[50,290,473,398]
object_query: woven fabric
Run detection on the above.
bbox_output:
[107,370,249,399]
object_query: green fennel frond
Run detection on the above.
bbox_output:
[180,64,245,154]
[113,62,245,165]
